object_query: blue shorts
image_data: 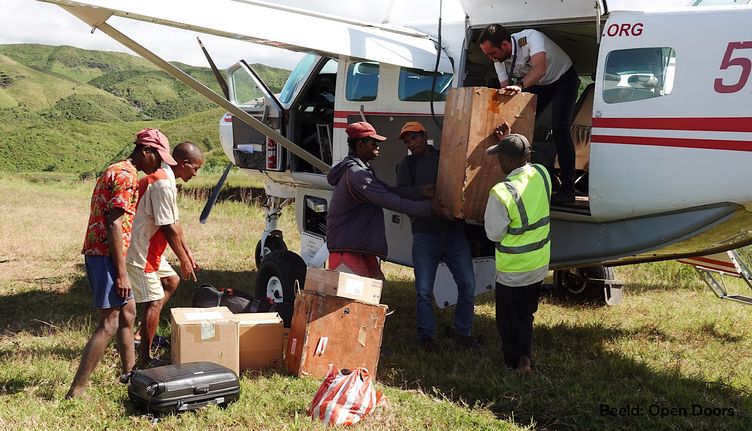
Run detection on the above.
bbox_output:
[84,255,134,309]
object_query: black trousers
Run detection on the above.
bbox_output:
[495,281,542,369]
[527,67,580,194]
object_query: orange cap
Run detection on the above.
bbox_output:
[399,121,426,140]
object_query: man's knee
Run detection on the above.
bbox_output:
[415,288,433,301]
[162,275,179,292]
[118,300,136,327]
[97,308,121,336]
[143,300,162,314]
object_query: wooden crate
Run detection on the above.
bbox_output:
[284,291,387,379]
[436,88,537,222]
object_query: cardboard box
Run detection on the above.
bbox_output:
[285,291,387,379]
[233,313,284,371]
[170,307,239,375]
[436,88,537,222]
[303,267,382,305]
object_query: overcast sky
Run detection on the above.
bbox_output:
[0,0,447,70]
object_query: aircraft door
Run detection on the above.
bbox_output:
[225,61,285,172]
[286,57,338,174]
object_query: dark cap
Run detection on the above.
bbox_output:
[345,121,387,141]
[486,133,531,157]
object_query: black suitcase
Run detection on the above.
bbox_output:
[127,362,240,414]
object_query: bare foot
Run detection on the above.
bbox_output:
[516,356,532,375]
[65,387,87,399]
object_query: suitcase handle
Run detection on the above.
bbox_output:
[177,397,224,411]
[194,385,210,394]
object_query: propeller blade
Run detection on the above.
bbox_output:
[197,37,230,100]
[199,162,233,224]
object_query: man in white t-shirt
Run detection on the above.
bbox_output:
[126,132,203,367]
[479,24,579,204]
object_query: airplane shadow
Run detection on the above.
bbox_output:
[0,264,94,335]
[0,265,258,396]
[377,279,751,430]
[0,265,258,335]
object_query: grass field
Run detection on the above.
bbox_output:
[0,172,750,430]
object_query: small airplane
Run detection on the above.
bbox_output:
[40,0,752,306]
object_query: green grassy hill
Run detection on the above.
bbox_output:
[0,43,290,174]
[0,44,154,83]
[0,53,124,110]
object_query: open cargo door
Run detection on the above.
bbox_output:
[460,0,607,26]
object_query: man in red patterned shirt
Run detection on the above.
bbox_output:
[66,129,166,398]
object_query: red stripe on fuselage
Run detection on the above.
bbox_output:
[334,110,441,118]
[592,134,752,152]
[593,117,752,133]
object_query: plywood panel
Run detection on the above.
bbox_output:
[436,88,537,222]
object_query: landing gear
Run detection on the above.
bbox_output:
[553,266,623,305]
[255,250,307,304]
[254,194,293,269]
[254,230,287,268]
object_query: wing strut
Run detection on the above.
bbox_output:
[61,6,331,173]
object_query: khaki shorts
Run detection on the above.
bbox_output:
[127,257,178,303]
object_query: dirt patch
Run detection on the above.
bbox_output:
[177,185,266,204]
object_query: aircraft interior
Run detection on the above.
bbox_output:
[288,58,338,174]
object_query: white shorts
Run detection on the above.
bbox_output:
[127,257,178,303]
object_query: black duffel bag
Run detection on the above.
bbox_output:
[247,296,294,328]
[191,284,253,314]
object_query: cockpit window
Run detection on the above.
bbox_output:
[279,54,318,105]
[229,66,264,108]
[346,62,379,101]
[398,68,453,102]
[602,47,676,104]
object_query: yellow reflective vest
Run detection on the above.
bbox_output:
[489,164,551,273]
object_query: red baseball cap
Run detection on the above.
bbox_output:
[345,121,387,142]
[134,128,176,166]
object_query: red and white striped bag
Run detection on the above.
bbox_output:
[308,365,385,426]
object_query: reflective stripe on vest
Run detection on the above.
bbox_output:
[491,164,551,273]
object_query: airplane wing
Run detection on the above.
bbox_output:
[39,0,453,73]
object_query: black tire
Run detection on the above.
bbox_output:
[254,231,287,268]
[553,266,616,305]
[255,250,306,304]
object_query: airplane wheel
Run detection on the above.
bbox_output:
[255,250,306,304]
[553,266,615,305]
[254,231,287,268]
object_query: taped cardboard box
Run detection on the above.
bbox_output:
[436,88,537,222]
[285,291,387,379]
[304,267,382,305]
[170,307,239,375]
[233,313,284,372]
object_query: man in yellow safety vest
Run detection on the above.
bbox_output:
[484,124,551,373]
